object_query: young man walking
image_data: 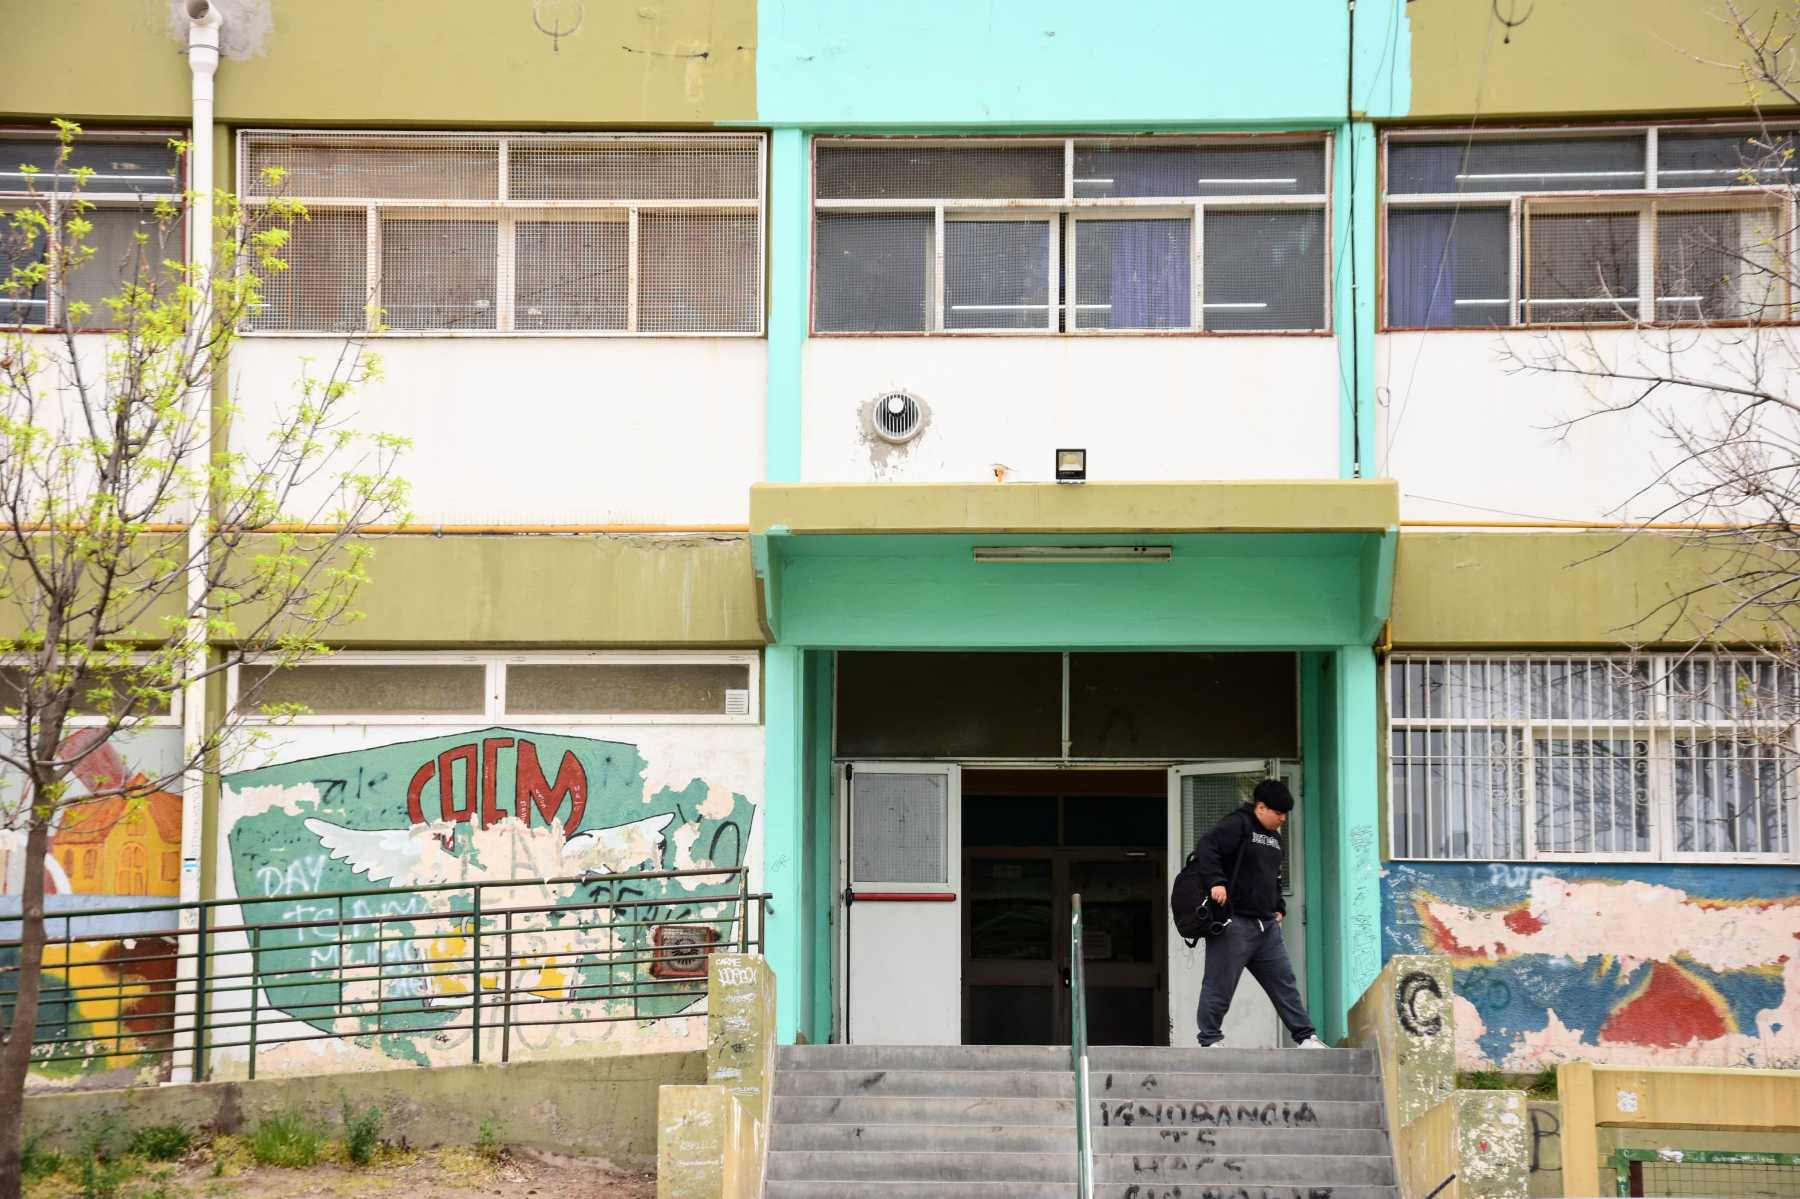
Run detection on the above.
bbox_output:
[1189,778,1327,1048]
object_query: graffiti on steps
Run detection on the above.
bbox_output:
[1122,1187,1333,1199]
[1101,1100,1321,1128]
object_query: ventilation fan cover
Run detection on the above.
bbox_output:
[868,390,925,443]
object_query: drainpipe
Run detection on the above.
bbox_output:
[174,0,221,1085]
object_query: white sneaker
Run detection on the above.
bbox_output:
[1297,1036,1329,1049]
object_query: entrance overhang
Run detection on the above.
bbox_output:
[750,480,1399,649]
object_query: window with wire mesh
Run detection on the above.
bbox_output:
[0,132,182,329]
[812,136,1328,333]
[237,131,764,334]
[1388,654,1798,862]
[1611,1149,1800,1198]
[1385,124,1800,328]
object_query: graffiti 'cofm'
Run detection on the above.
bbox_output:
[405,735,587,833]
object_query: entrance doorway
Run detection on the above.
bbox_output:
[961,771,1166,1046]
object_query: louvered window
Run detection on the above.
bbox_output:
[238,131,765,335]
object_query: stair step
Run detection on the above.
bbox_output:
[766,1183,1398,1199]
[773,1094,1387,1129]
[771,1122,1390,1156]
[778,1043,1372,1075]
[776,1068,1378,1102]
[768,1149,1396,1185]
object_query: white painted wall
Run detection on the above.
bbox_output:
[1378,329,1800,524]
[802,338,1342,484]
[230,338,767,524]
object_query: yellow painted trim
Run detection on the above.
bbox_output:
[751,480,1401,536]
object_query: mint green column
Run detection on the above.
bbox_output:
[1333,121,1378,480]
[805,649,836,1043]
[767,127,809,483]
[1322,643,1382,1042]
[763,644,807,1040]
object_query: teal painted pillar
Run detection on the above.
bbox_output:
[763,644,807,1040]
[1332,121,1378,480]
[767,128,809,483]
[1299,653,1327,1028]
[805,649,836,1043]
[1323,643,1382,1043]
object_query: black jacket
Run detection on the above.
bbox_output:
[1190,802,1286,919]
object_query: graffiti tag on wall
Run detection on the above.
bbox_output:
[1384,862,1800,1071]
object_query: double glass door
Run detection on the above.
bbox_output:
[963,848,1165,1045]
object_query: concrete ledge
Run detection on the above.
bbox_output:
[22,1050,703,1166]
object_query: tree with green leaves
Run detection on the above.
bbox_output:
[0,122,407,1197]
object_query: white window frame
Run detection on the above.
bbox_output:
[235,130,767,338]
[229,650,761,727]
[1387,652,1800,866]
[0,127,186,332]
[811,134,1334,336]
[1382,121,1800,330]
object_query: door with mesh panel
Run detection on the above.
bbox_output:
[842,763,961,1044]
[1167,761,1307,1048]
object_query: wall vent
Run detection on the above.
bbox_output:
[867,390,925,444]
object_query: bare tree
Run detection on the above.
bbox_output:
[0,122,406,1197]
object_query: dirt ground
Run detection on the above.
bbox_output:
[27,1147,657,1199]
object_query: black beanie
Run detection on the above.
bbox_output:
[1253,778,1294,813]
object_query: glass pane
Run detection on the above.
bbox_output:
[1074,218,1191,330]
[1084,985,1155,1046]
[815,144,1064,200]
[1533,738,1648,854]
[814,212,931,332]
[1202,208,1326,330]
[639,211,760,334]
[1389,136,1646,194]
[1070,860,1156,962]
[963,794,1059,848]
[1073,141,1325,199]
[244,136,501,201]
[0,137,179,194]
[1658,130,1800,189]
[944,220,1050,330]
[1071,652,1298,759]
[1656,207,1786,323]
[250,208,367,333]
[504,662,748,715]
[968,857,1052,959]
[1387,207,1509,328]
[1063,795,1164,847]
[966,984,1055,1045]
[0,665,174,718]
[381,218,497,330]
[1673,737,1793,855]
[507,141,760,202]
[63,206,175,323]
[1525,211,1639,324]
[514,218,627,330]
[836,652,1062,758]
[0,209,49,325]
[239,664,487,715]
[851,770,947,884]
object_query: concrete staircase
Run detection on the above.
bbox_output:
[767,1044,1397,1198]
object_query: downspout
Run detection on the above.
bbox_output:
[175,0,221,1085]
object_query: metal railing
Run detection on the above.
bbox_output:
[0,866,766,1083]
[1069,891,1094,1199]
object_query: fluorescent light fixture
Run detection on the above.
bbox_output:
[1055,448,1087,483]
[973,545,1172,564]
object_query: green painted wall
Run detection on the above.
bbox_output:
[1408,0,1773,120]
[1390,532,1782,648]
[8,0,755,127]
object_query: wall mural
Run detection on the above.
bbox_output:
[1,728,186,1085]
[1385,863,1800,1071]
[221,727,755,1069]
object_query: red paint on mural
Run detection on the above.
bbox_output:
[1415,897,1492,960]
[404,736,588,835]
[1600,962,1731,1047]
[1503,908,1545,935]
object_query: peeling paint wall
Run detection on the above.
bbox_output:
[1384,863,1800,1071]
[212,723,761,1078]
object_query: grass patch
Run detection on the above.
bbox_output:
[21,1132,63,1183]
[1526,1066,1558,1099]
[126,1124,192,1163]
[475,1117,503,1163]
[340,1098,384,1167]
[73,1117,130,1199]
[244,1108,326,1169]
[1459,1069,1507,1090]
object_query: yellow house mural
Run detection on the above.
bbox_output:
[43,729,183,899]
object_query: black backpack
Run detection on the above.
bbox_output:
[1170,810,1249,948]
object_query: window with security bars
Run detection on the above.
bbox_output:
[238,131,764,335]
[813,136,1329,333]
[0,131,182,328]
[1388,654,1799,862]
[1385,124,1798,328]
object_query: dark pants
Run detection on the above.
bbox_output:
[1195,916,1316,1046]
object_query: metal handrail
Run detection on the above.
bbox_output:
[0,865,767,1083]
[1070,892,1094,1199]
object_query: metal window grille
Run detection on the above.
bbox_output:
[1609,1148,1800,1197]
[812,136,1330,334]
[850,771,949,885]
[1384,123,1800,328]
[237,131,764,335]
[0,131,183,329]
[1387,653,1799,862]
